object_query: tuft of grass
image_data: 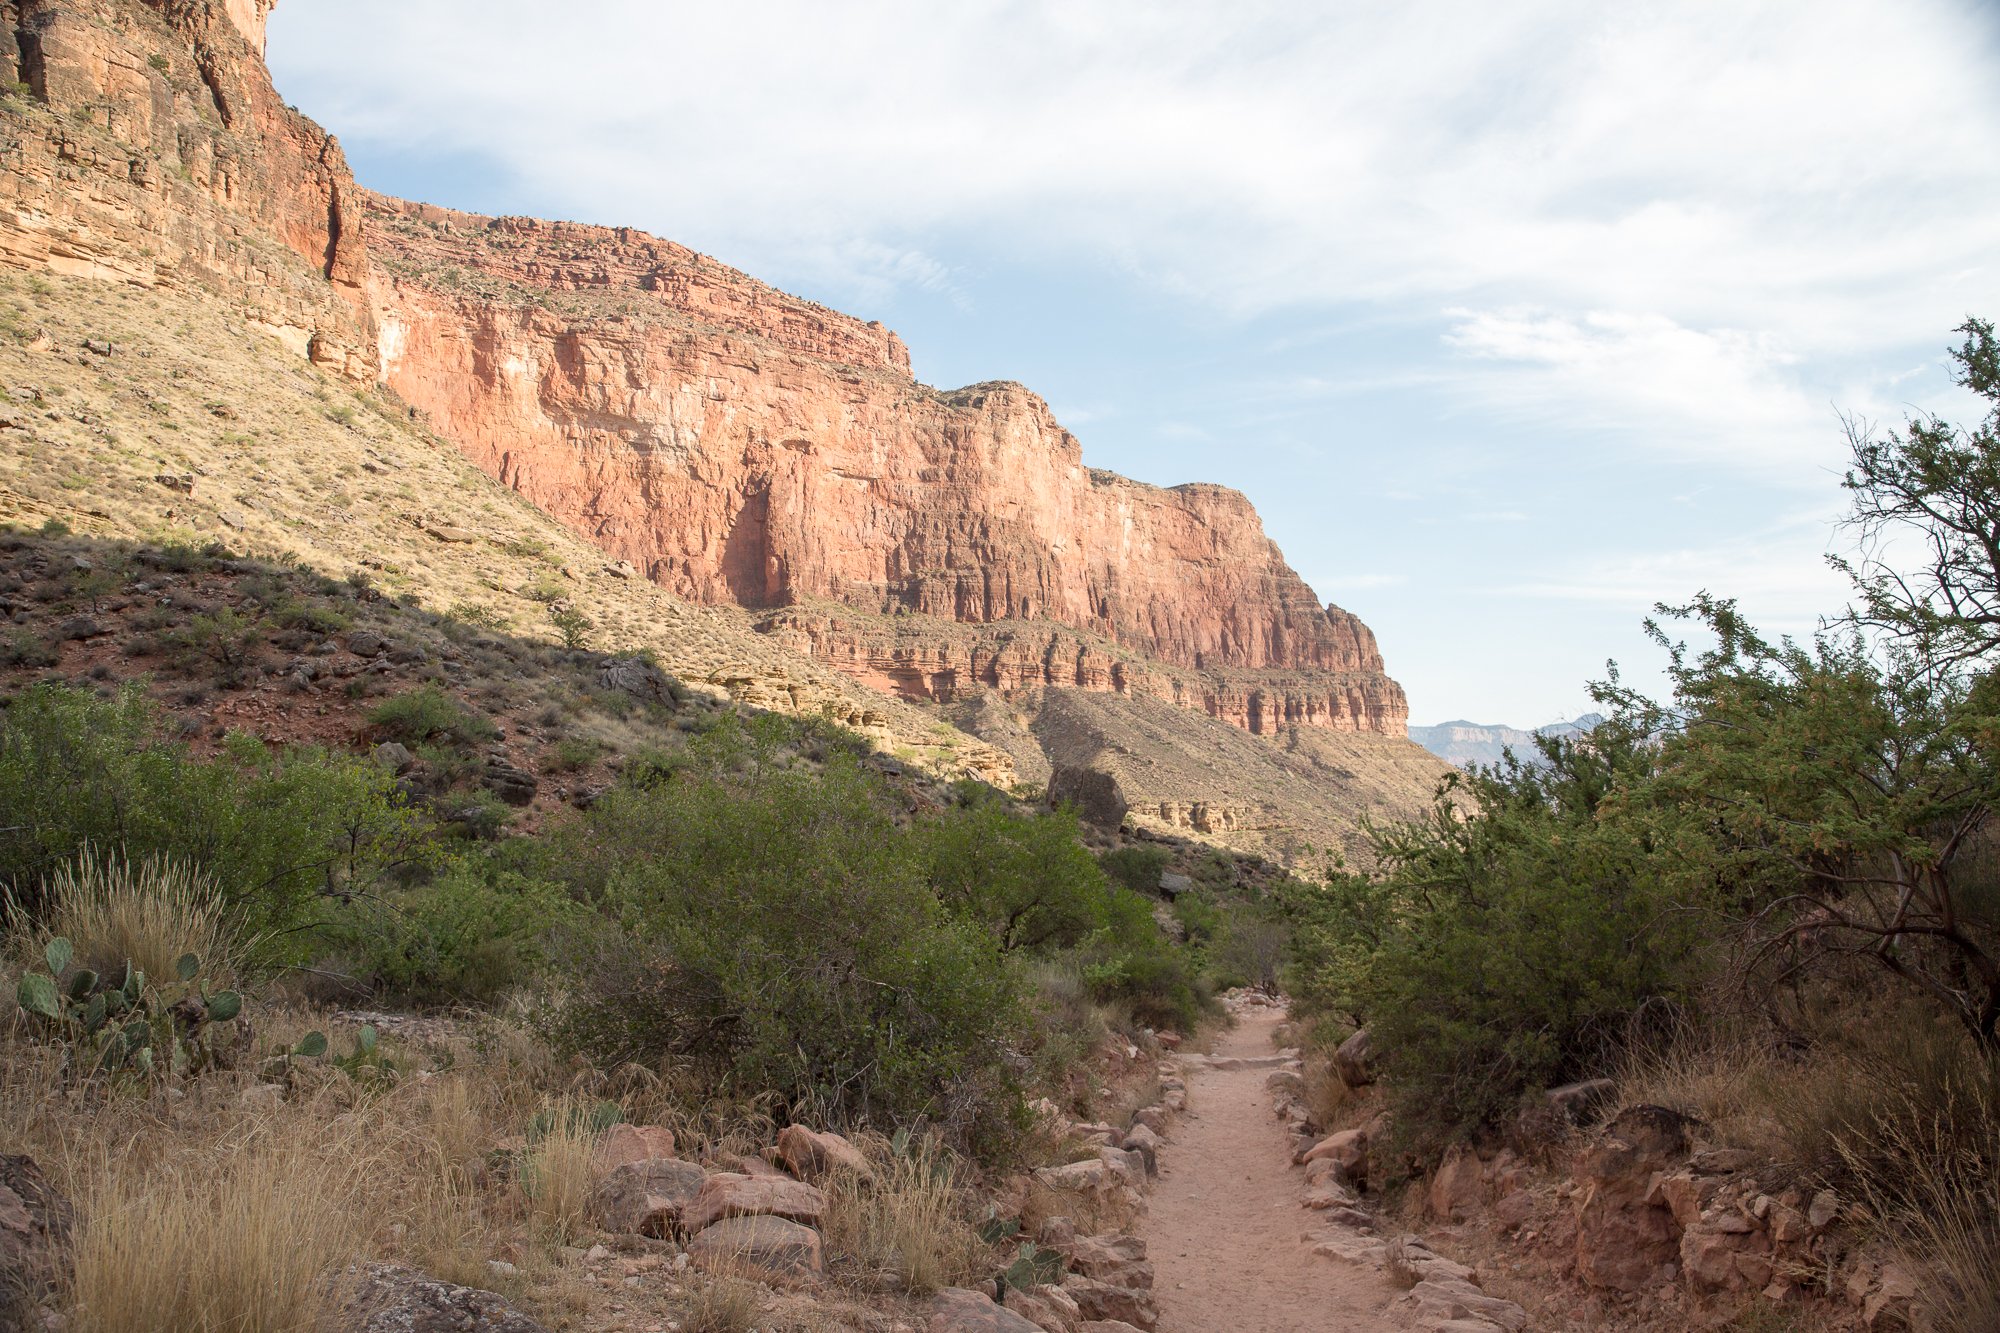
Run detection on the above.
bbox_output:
[678,1276,758,1333]
[818,1135,984,1296]
[11,848,242,990]
[68,1129,366,1333]
[519,1094,597,1245]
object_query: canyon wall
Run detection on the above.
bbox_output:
[0,0,1413,742]
[360,194,1411,737]
[0,0,374,377]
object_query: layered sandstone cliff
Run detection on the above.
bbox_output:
[0,0,374,377]
[357,194,1411,737]
[0,0,1416,752]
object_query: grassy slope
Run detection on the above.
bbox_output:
[0,270,1016,784]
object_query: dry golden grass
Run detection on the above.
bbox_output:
[10,848,244,991]
[679,1275,759,1333]
[68,1121,367,1333]
[818,1136,985,1296]
[519,1094,598,1245]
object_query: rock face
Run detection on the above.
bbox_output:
[0,0,377,378]
[356,192,1412,742]
[0,0,1435,829]
[338,1263,548,1333]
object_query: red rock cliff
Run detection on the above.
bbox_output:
[359,192,1410,737]
[0,0,1411,740]
[0,0,375,377]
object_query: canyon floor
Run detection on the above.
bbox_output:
[1146,1008,1404,1333]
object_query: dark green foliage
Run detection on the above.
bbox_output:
[1281,720,1701,1155]
[1097,844,1170,896]
[919,801,1123,952]
[0,683,442,944]
[368,684,498,745]
[320,869,578,1007]
[535,714,1027,1134]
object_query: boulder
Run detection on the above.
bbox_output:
[370,741,415,773]
[598,657,678,705]
[58,616,103,640]
[0,1156,73,1327]
[1426,1143,1486,1221]
[1096,1147,1143,1189]
[1333,1029,1375,1086]
[930,1286,1043,1333]
[1061,1277,1157,1331]
[1395,1278,1530,1332]
[1680,1218,1773,1294]
[1574,1105,1692,1292]
[1299,1128,1369,1185]
[737,1154,794,1179]
[589,1124,676,1180]
[1063,1234,1151,1290]
[481,762,539,807]
[338,1262,548,1333]
[687,1214,824,1285]
[588,1158,707,1236]
[1264,1069,1308,1099]
[1047,766,1128,828]
[775,1124,877,1187]
[1004,1283,1082,1333]
[1494,1190,1536,1229]
[1079,1325,1147,1333]
[681,1173,826,1234]
[1036,1159,1111,1194]
[427,526,478,543]
[1120,1124,1160,1176]
[347,631,387,657]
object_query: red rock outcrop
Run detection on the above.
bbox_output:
[0,0,374,377]
[0,0,1415,745]
[359,194,1411,737]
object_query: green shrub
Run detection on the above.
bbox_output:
[1097,845,1170,896]
[320,869,577,1006]
[369,685,498,745]
[545,737,601,773]
[918,802,1122,952]
[0,684,442,948]
[535,717,1026,1138]
[1282,727,1700,1158]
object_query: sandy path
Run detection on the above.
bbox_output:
[1142,1008,1404,1333]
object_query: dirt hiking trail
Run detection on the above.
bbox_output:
[1144,1006,1404,1333]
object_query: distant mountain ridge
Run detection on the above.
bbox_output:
[1409,714,1605,768]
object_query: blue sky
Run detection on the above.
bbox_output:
[267,0,2000,727]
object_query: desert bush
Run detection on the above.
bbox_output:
[0,684,440,944]
[535,717,1026,1138]
[368,684,498,745]
[1281,722,1703,1156]
[918,801,1131,952]
[1096,844,1170,896]
[318,869,577,1007]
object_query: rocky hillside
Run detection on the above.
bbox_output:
[0,0,1454,859]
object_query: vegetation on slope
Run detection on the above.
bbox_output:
[1280,319,2000,1331]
